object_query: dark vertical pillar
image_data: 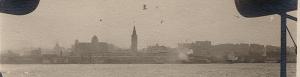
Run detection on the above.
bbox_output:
[280,12,287,77]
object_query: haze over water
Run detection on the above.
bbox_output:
[0,0,297,77]
[0,0,297,51]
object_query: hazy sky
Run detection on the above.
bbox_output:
[0,0,297,50]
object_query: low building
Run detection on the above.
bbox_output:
[71,35,117,56]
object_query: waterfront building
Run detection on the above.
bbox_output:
[248,44,265,62]
[190,41,212,58]
[265,45,280,62]
[71,35,114,56]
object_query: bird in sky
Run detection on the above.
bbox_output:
[160,20,164,24]
[143,4,147,10]
[99,18,103,22]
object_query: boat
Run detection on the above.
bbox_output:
[225,52,238,64]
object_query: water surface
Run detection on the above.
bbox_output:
[0,63,296,77]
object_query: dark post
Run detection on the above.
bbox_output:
[280,12,287,77]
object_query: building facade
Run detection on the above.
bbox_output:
[71,35,111,56]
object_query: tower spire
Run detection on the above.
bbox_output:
[131,26,138,52]
[133,26,136,35]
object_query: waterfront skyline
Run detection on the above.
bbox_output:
[0,0,297,51]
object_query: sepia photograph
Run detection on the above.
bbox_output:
[0,0,298,77]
